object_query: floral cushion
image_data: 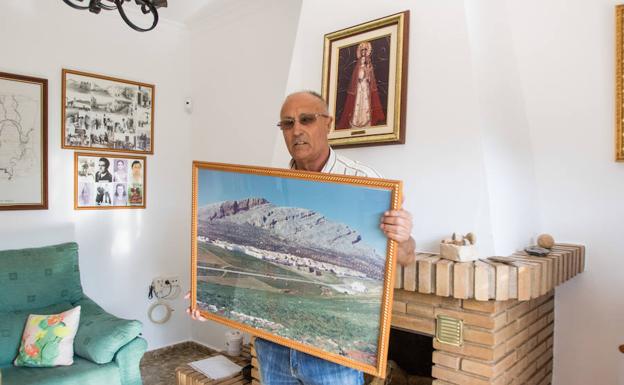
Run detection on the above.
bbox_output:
[14,306,81,367]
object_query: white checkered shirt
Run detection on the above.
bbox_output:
[289,148,382,178]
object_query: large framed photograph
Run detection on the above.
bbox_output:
[191,162,402,377]
[62,69,154,154]
[322,11,409,148]
[0,72,48,210]
[617,5,624,161]
[74,152,146,210]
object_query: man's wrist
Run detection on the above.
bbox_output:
[399,236,416,253]
[396,236,416,266]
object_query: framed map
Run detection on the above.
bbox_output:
[191,162,402,377]
[0,72,48,210]
[62,69,154,154]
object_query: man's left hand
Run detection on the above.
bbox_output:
[380,209,416,266]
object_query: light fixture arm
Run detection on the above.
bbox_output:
[115,0,158,32]
[62,0,89,10]
[61,0,163,32]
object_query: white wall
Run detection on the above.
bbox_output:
[277,0,622,383]
[464,0,541,254]
[189,0,303,167]
[192,0,624,382]
[2,1,622,381]
[504,0,624,383]
[0,0,192,350]
[188,0,303,349]
[272,0,509,255]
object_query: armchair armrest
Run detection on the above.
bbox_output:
[115,337,148,385]
[73,296,143,364]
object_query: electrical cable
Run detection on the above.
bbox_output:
[156,282,173,299]
[147,300,173,324]
[147,279,181,324]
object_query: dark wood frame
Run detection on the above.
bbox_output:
[322,11,409,148]
[191,161,402,378]
[74,152,147,210]
[62,69,155,154]
[0,71,48,210]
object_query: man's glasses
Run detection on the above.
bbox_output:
[277,113,329,130]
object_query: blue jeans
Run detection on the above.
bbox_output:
[254,338,364,385]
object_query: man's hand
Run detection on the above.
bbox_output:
[380,209,416,266]
[184,291,207,321]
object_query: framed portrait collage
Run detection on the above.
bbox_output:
[75,152,146,209]
[62,69,154,210]
[62,69,154,155]
[0,68,153,212]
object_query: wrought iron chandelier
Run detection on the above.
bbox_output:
[62,0,168,32]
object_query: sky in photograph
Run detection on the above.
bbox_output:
[197,169,392,254]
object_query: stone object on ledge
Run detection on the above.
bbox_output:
[537,233,555,249]
[439,232,479,262]
[394,243,585,302]
[439,243,479,262]
[525,246,550,256]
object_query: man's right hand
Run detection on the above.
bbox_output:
[184,291,207,321]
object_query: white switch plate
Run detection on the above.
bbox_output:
[152,276,180,293]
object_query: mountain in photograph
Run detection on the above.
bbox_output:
[197,197,385,279]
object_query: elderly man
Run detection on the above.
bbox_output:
[277,91,415,264]
[190,91,416,385]
[254,91,415,385]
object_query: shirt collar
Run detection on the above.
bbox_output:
[289,148,336,172]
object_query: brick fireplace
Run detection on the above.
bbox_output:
[388,244,584,385]
[251,244,584,385]
[392,290,554,385]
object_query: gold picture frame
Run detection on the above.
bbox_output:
[616,5,624,161]
[322,11,409,148]
[191,161,402,377]
[62,69,155,154]
[74,152,146,210]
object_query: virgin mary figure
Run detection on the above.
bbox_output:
[336,41,386,130]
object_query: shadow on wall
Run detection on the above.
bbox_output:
[0,223,76,250]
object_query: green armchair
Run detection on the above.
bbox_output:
[0,243,147,385]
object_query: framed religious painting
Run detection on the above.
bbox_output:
[74,152,146,209]
[0,72,48,210]
[62,69,154,154]
[190,162,402,377]
[322,11,409,148]
[616,5,624,161]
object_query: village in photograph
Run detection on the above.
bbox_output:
[193,168,395,368]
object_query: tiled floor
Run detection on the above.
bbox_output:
[140,341,216,385]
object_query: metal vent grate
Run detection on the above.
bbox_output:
[436,315,463,346]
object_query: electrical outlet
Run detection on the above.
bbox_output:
[151,276,166,292]
[165,276,180,286]
[151,275,181,300]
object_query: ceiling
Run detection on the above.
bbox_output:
[157,1,214,24]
